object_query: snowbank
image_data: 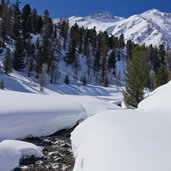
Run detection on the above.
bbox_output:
[0,140,43,171]
[0,89,119,140]
[71,109,171,171]
[0,90,87,140]
[138,81,171,111]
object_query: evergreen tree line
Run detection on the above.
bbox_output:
[0,0,170,94]
[124,44,170,108]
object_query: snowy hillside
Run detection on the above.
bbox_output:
[55,9,171,47]
[111,9,171,47]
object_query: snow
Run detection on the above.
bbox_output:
[0,67,123,170]
[0,70,121,170]
[0,90,85,140]
[55,9,171,47]
[71,109,171,171]
[53,11,124,33]
[0,140,43,171]
[71,82,171,171]
[138,81,171,112]
[0,61,169,171]
[0,71,120,140]
[0,89,119,140]
[1,7,171,171]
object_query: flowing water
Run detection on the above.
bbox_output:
[15,128,76,171]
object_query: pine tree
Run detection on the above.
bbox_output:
[12,0,22,39]
[36,15,43,33]
[41,10,54,73]
[159,44,167,66]
[49,61,59,84]
[97,32,109,85]
[78,27,84,54]
[0,0,3,16]
[0,80,5,89]
[90,27,97,54]
[42,10,53,37]
[13,37,25,71]
[39,64,49,92]
[65,24,80,69]
[156,65,169,88]
[82,75,87,86]
[126,39,133,58]
[124,46,148,108]
[65,38,77,65]
[25,38,35,77]
[3,49,12,74]
[84,30,90,57]
[28,9,38,33]
[118,33,125,49]
[35,46,44,78]
[0,0,12,46]
[109,35,118,49]
[152,47,161,73]
[116,71,121,89]
[104,77,109,87]
[108,50,116,75]
[48,40,60,84]
[22,4,31,22]
[22,4,31,37]
[64,75,70,85]
[59,19,69,50]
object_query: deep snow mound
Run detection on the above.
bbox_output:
[0,140,43,171]
[71,110,171,171]
[138,81,171,111]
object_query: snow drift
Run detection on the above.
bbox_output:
[71,110,171,171]
[0,90,87,140]
[0,87,119,140]
[0,140,43,171]
[138,81,171,111]
[71,82,171,171]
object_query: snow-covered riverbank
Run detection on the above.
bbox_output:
[71,81,171,171]
[0,72,121,170]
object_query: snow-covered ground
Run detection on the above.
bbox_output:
[0,140,43,171]
[2,65,171,171]
[0,90,121,140]
[0,70,122,170]
[0,90,87,140]
[71,81,171,171]
[0,71,121,140]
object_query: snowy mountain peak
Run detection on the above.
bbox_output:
[141,9,171,19]
[144,8,163,14]
[53,9,171,47]
[90,11,113,19]
[89,11,124,22]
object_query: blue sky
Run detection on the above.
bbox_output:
[11,0,171,18]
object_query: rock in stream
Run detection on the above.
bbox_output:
[15,128,76,171]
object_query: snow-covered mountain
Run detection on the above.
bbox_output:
[54,9,171,47]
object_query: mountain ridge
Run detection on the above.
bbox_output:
[54,9,171,47]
